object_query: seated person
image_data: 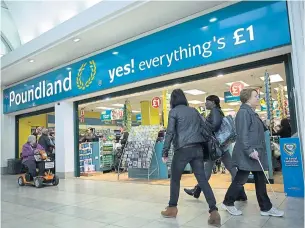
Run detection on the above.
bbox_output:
[21,135,46,178]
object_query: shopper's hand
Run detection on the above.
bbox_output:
[249,149,259,160]
[162,157,168,163]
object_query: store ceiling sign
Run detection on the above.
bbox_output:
[224,91,240,103]
[151,97,161,109]
[100,110,112,121]
[100,109,123,121]
[3,1,291,113]
[230,82,244,96]
[136,114,142,122]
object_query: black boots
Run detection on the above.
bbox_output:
[184,185,201,199]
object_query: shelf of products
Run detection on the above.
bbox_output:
[79,142,95,174]
[100,141,114,172]
[99,130,115,172]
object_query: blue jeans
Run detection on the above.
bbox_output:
[169,145,218,213]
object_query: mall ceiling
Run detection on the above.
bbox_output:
[1,1,227,87]
[81,63,288,113]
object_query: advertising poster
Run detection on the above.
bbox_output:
[280,137,304,197]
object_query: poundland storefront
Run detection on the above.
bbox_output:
[2,1,303,196]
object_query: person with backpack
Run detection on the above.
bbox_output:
[184,95,247,201]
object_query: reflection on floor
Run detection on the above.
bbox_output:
[1,175,302,228]
[81,172,285,193]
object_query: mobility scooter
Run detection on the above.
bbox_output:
[18,149,59,188]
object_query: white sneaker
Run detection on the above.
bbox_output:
[221,203,243,216]
[261,207,284,217]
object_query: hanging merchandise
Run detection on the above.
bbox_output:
[123,100,132,132]
[277,87,283,119]
[162,90,171,128]
[279,85,288,118]
[80,108,85,123]
[264,71,274,134]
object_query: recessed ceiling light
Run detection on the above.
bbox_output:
[226,81,249,87]
[201,26,208,30]
[274,86,287,91]
[184,89,206,95]
[189,100,204,104]
[112,103,124,107]
[96,106,113,110]
[217,74,224,77]
[260,74,284,83]
[209,17,217,23]
[228,102,241,106]
[29,59,35,63]
[112,51,119,55]
[73,38,81,42]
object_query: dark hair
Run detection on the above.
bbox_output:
[206,95,221,108]
[240,88,258,104]
[170,89,188,109]
[281,118,291,129]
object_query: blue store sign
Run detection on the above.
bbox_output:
[280,137,304,197]
[100,110,112,121]
[136,114,142,122]
[3,1,291,113]
[224,91,240,103]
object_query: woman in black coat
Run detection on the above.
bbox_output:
[161,89,220,226]
[221,88,284,217]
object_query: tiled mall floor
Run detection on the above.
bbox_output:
[1,175,304,228]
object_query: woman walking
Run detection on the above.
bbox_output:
[161,89,221,227]
[184,95,247,201]
[221,88,284,217]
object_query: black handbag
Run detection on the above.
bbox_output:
[206,135,225,161]
[197,111,224,161]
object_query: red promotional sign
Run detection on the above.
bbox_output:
[230,82,244,96]
[80,108,85,123]
[151,97,161,108]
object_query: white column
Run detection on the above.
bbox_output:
[55,101,75,178]
[288,1,305,154]
[0,88,16,173]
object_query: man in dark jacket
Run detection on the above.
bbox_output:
[38,128,54,155]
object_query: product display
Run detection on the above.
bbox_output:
[99,130,115,172]
[122,125,160,169]
[79,142,95,174]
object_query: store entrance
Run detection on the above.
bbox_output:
[16,108,56,172]
[76,61,295,192]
